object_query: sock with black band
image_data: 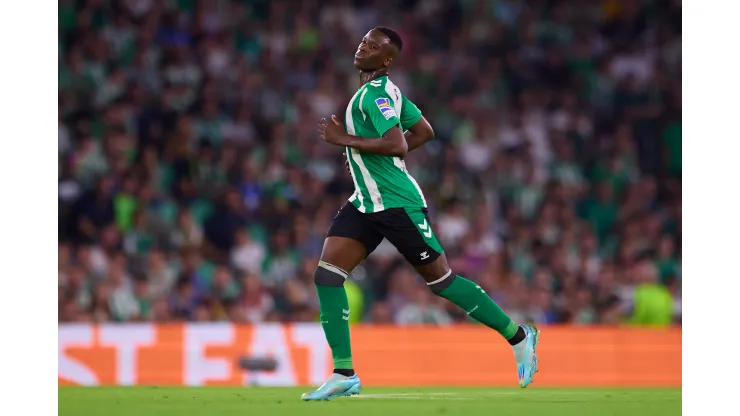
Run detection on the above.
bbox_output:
[314,261,354,374]
[429,272,521,342]
[508,326,526,345]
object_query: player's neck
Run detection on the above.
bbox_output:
[359,70,388,86]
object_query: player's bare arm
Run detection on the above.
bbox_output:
[318,115,408,157]
[339,117,432,173]
[404,116,434,152]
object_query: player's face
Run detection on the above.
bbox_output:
[354,29,391,71]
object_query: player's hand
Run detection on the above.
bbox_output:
[318,115,347,146]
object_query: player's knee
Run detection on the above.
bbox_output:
[427,269,456,295]
[314,261,348,287]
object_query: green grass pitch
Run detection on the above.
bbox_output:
[59,386,681,416]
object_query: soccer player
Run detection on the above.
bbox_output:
[301,27,539,401]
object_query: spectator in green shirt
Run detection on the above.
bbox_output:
[631,260,673,327]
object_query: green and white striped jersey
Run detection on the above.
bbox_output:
[344,75,427,213]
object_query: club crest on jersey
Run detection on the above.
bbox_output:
[375,97,397,120]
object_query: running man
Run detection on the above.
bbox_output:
[302,27,540,401]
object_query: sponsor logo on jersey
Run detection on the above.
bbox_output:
[375,97,397,120]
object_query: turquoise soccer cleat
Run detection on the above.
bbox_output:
[515,324,540,388]
[301,373,361,401]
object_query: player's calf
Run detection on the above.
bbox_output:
[314,262,355,377]
[423,267,539,387]
[425,270,523,341]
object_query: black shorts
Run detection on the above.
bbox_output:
[327,202,444,266]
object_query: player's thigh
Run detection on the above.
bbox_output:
[320,237,368,273]
[369,207,448,282]
[322,202,383,272]
[413,252,452,284]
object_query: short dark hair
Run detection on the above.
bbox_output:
[374,26,403,51]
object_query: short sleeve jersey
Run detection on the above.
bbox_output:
[343,75,426,213]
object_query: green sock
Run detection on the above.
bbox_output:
[437,275,519,340]
[316,284,353,369]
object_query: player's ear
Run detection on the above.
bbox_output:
[384,56,394,68]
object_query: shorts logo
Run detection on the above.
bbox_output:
[417,219,433,239]
[375,97,397,120]
[420,251,430,260]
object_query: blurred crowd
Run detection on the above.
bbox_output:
[58,0,682,326]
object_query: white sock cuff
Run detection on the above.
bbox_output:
[426,269,452,286]
[318,261,349,279]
